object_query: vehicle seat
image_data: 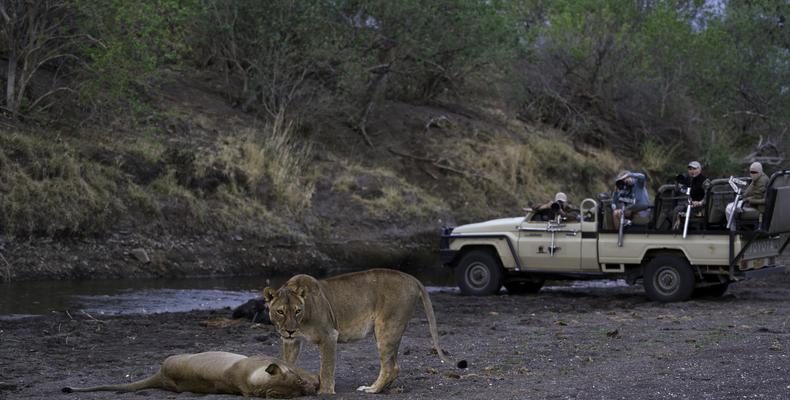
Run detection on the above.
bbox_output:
[706,178,737,228]
[598,192,613,230]
[653,184,677,231]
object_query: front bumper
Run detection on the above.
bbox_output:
[439,226,456,266]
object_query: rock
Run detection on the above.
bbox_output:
[0,382,17,391]
[130,248,151,264]
[231,298,270,324]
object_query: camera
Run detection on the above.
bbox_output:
[550,201,561,211]
[615,179,627,190]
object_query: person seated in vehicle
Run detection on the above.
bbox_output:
[612,170,651,230]
[533,192,579,221]
[671,160,710,230]
[726,162,769,228]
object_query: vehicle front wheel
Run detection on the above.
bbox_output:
[643,255,696,302]
[455,250,503,296]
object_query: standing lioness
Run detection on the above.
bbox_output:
[62,351,318,398]
[263,268,464,394]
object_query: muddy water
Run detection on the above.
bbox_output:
[0,267,456,318]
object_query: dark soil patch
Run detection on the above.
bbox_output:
[2,269,789,400]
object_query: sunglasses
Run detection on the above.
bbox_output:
[749,171,759,174]
[687,166,698,170]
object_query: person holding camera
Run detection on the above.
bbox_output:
[671,161,710,229]
[534,192,579,221]
[612,170,651,230]
[725,162,769,228]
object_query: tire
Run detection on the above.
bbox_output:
[455,250,503,296]
[504,279,544,295]
[643,255,696,302]
[694,282,729,298]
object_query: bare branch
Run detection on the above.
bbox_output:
[0,2,11,23]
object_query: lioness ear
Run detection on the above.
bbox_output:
[295,287,307,299]
[262,287,275,302]
[265,363,282,375]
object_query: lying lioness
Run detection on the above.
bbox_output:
[263,268,465,394]
[62,351,318,398]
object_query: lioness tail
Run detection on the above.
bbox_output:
[415,279,468,369]
[62,372,162,393]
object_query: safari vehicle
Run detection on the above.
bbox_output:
[439,170,790,302]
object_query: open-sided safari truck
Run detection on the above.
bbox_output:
[439,170,790,302]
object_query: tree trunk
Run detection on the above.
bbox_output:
[5,51,18,114]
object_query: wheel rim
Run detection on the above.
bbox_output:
[466,261,490,289]
[653,265,680,296]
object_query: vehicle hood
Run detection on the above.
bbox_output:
[452,217,524,234]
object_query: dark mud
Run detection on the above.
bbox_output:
[2,270,789,400]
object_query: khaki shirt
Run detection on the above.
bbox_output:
[743,172,769,212]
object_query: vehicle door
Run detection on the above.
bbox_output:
[579,199,600,271]
[517,213,582,271]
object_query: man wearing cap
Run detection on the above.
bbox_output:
[671,161,710,229]
[726,162,769,228]
[534,192,579,221]
[612,170,651,230]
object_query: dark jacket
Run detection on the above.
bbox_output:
[744,172,769,212]
[534,200,579,221]
[677,173,709,203]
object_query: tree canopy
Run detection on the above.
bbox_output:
[1,0,788,169]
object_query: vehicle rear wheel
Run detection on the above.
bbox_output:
[504,279,544,295]
[694,282,729,298]
[455,250,503,296]
[643,255,695,302]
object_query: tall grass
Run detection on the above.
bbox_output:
[448,131,622,207]
[209,113,315,211]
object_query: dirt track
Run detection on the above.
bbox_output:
[2,269,790,400]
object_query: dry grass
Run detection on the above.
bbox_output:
[0,132,124,236]
[207,113,315,212]
[640,138,681,183]
[446,129,623,208]
[332,162,445,219]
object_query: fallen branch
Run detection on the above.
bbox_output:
[388,147,469,177]
[357,103,375,148]
[80,311,105,323]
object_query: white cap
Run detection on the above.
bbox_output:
[688,161,701,169]
[555,192,567,203]
[750,162,763,174]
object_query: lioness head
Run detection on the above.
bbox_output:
[249,361,319,397]
[262,286,306,340]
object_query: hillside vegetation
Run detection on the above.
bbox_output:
[1,1,788,281]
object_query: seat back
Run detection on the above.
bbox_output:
[762,170,790,234]
[706,178,738,226]
[598,192,613,230]
[653,184,678,230]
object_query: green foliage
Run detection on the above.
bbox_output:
[73,0,198,108]
[338,0,518,100]
[511,0,789,166]
[191,0,517,121]
[693,1,790,143]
